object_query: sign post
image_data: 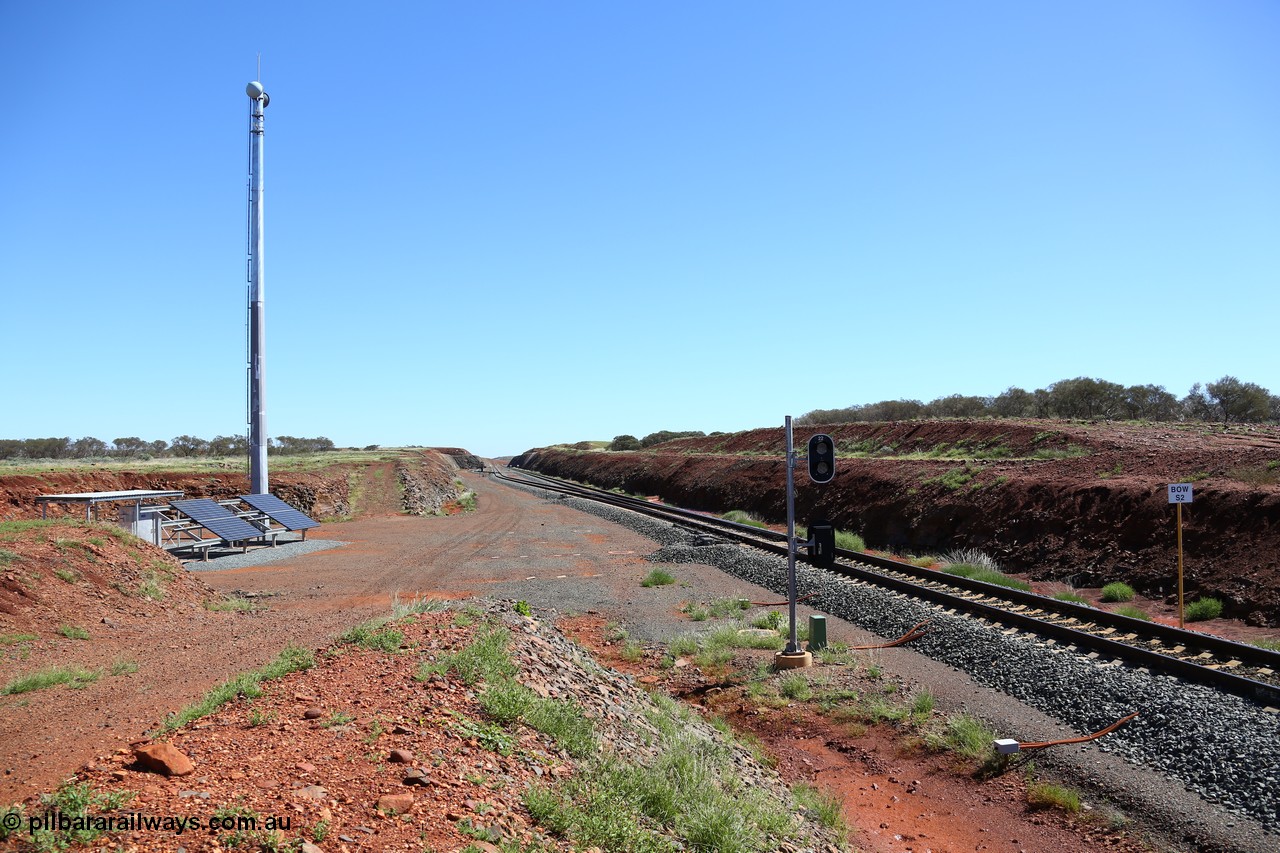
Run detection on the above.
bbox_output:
[1168,483,1193,628]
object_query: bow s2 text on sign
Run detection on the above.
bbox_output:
[1168,483,1193,504]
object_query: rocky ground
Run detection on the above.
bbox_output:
[2,604,844,853]
[1,459,1274,852]
[512,419,1280,625]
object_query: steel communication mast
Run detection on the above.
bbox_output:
[246,79,269,494]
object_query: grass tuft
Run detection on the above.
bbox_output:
[834,530,866,551]
[22,782,135,849]
[682,602,709,621]
[478,677,535,724]
[750,610,783,631]
[940,550,1033,591]
[944,548,999,570]
[390,592,443,619]
[1100,582,1135,602]
[2,665,100,695]
[157,644,314,733]
[0,632,38,646]
[931,713,998,761]
[205,594,262,612]
[721,510,768,529]
[57,624,91,640]
[1185,597,1223,622]
[338,619,404,652]
[942,563,1032,592]
[792,783,847,834]
[779,672,812,701]
[1027,780,1082,813]
[424,625,516,685]
[1113,604,1150,621]
[641,569,676,588]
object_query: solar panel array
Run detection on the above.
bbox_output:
[170,499,265,543]
[240,493,320,531]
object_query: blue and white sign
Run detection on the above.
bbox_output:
[1168,483,1194,504]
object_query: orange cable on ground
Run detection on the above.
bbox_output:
[850,619,931,650]
[1019,712,1140,750]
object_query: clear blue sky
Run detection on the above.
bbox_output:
[2,1,1277,457]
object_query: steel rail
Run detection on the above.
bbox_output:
[495,466,1280,707]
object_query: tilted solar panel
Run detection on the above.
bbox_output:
[170,499,265,543]
[240,493,320,531]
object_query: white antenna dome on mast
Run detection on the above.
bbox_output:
[246,81,265,99]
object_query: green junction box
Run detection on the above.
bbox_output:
[808,614,827,652]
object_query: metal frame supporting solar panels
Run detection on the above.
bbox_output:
[36,489,185,522]
[169,499,268,544]
[240,493,319,537]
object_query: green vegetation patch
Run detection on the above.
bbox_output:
[448,711,518,756]
[7,782,135,850]
[421,625,516,685]
[1100,582,1136,603]
[928,713,999,762]
[1027,780,1082,813]
[2,665,101,695]
[1113,605,1150,621]
[641,569,676,588]
[524,726,800,853]
[337,619,405,652]
[791,783,848,834]
[157,644,314,734]
[0,632,38,646]
[721,510,768,529]
[941,563,1031,592]
[682,598,749,622]
[205,594,262,613]
[1185,597,1223,622]
[389,592,443,619]
[924,466,975,490]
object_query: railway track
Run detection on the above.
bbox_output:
[494,466,1280,708]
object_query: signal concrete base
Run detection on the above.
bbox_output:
[773,650,813,670]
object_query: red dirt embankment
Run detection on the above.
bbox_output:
[0,449,470,524]
[513,419,1280,625]
[0,470,349,524]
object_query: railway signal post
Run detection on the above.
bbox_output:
[775,420,836,670]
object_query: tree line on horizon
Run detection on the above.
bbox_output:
[797,376,1278,426]
[600,376,1276,451]
[0,434,339,461]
